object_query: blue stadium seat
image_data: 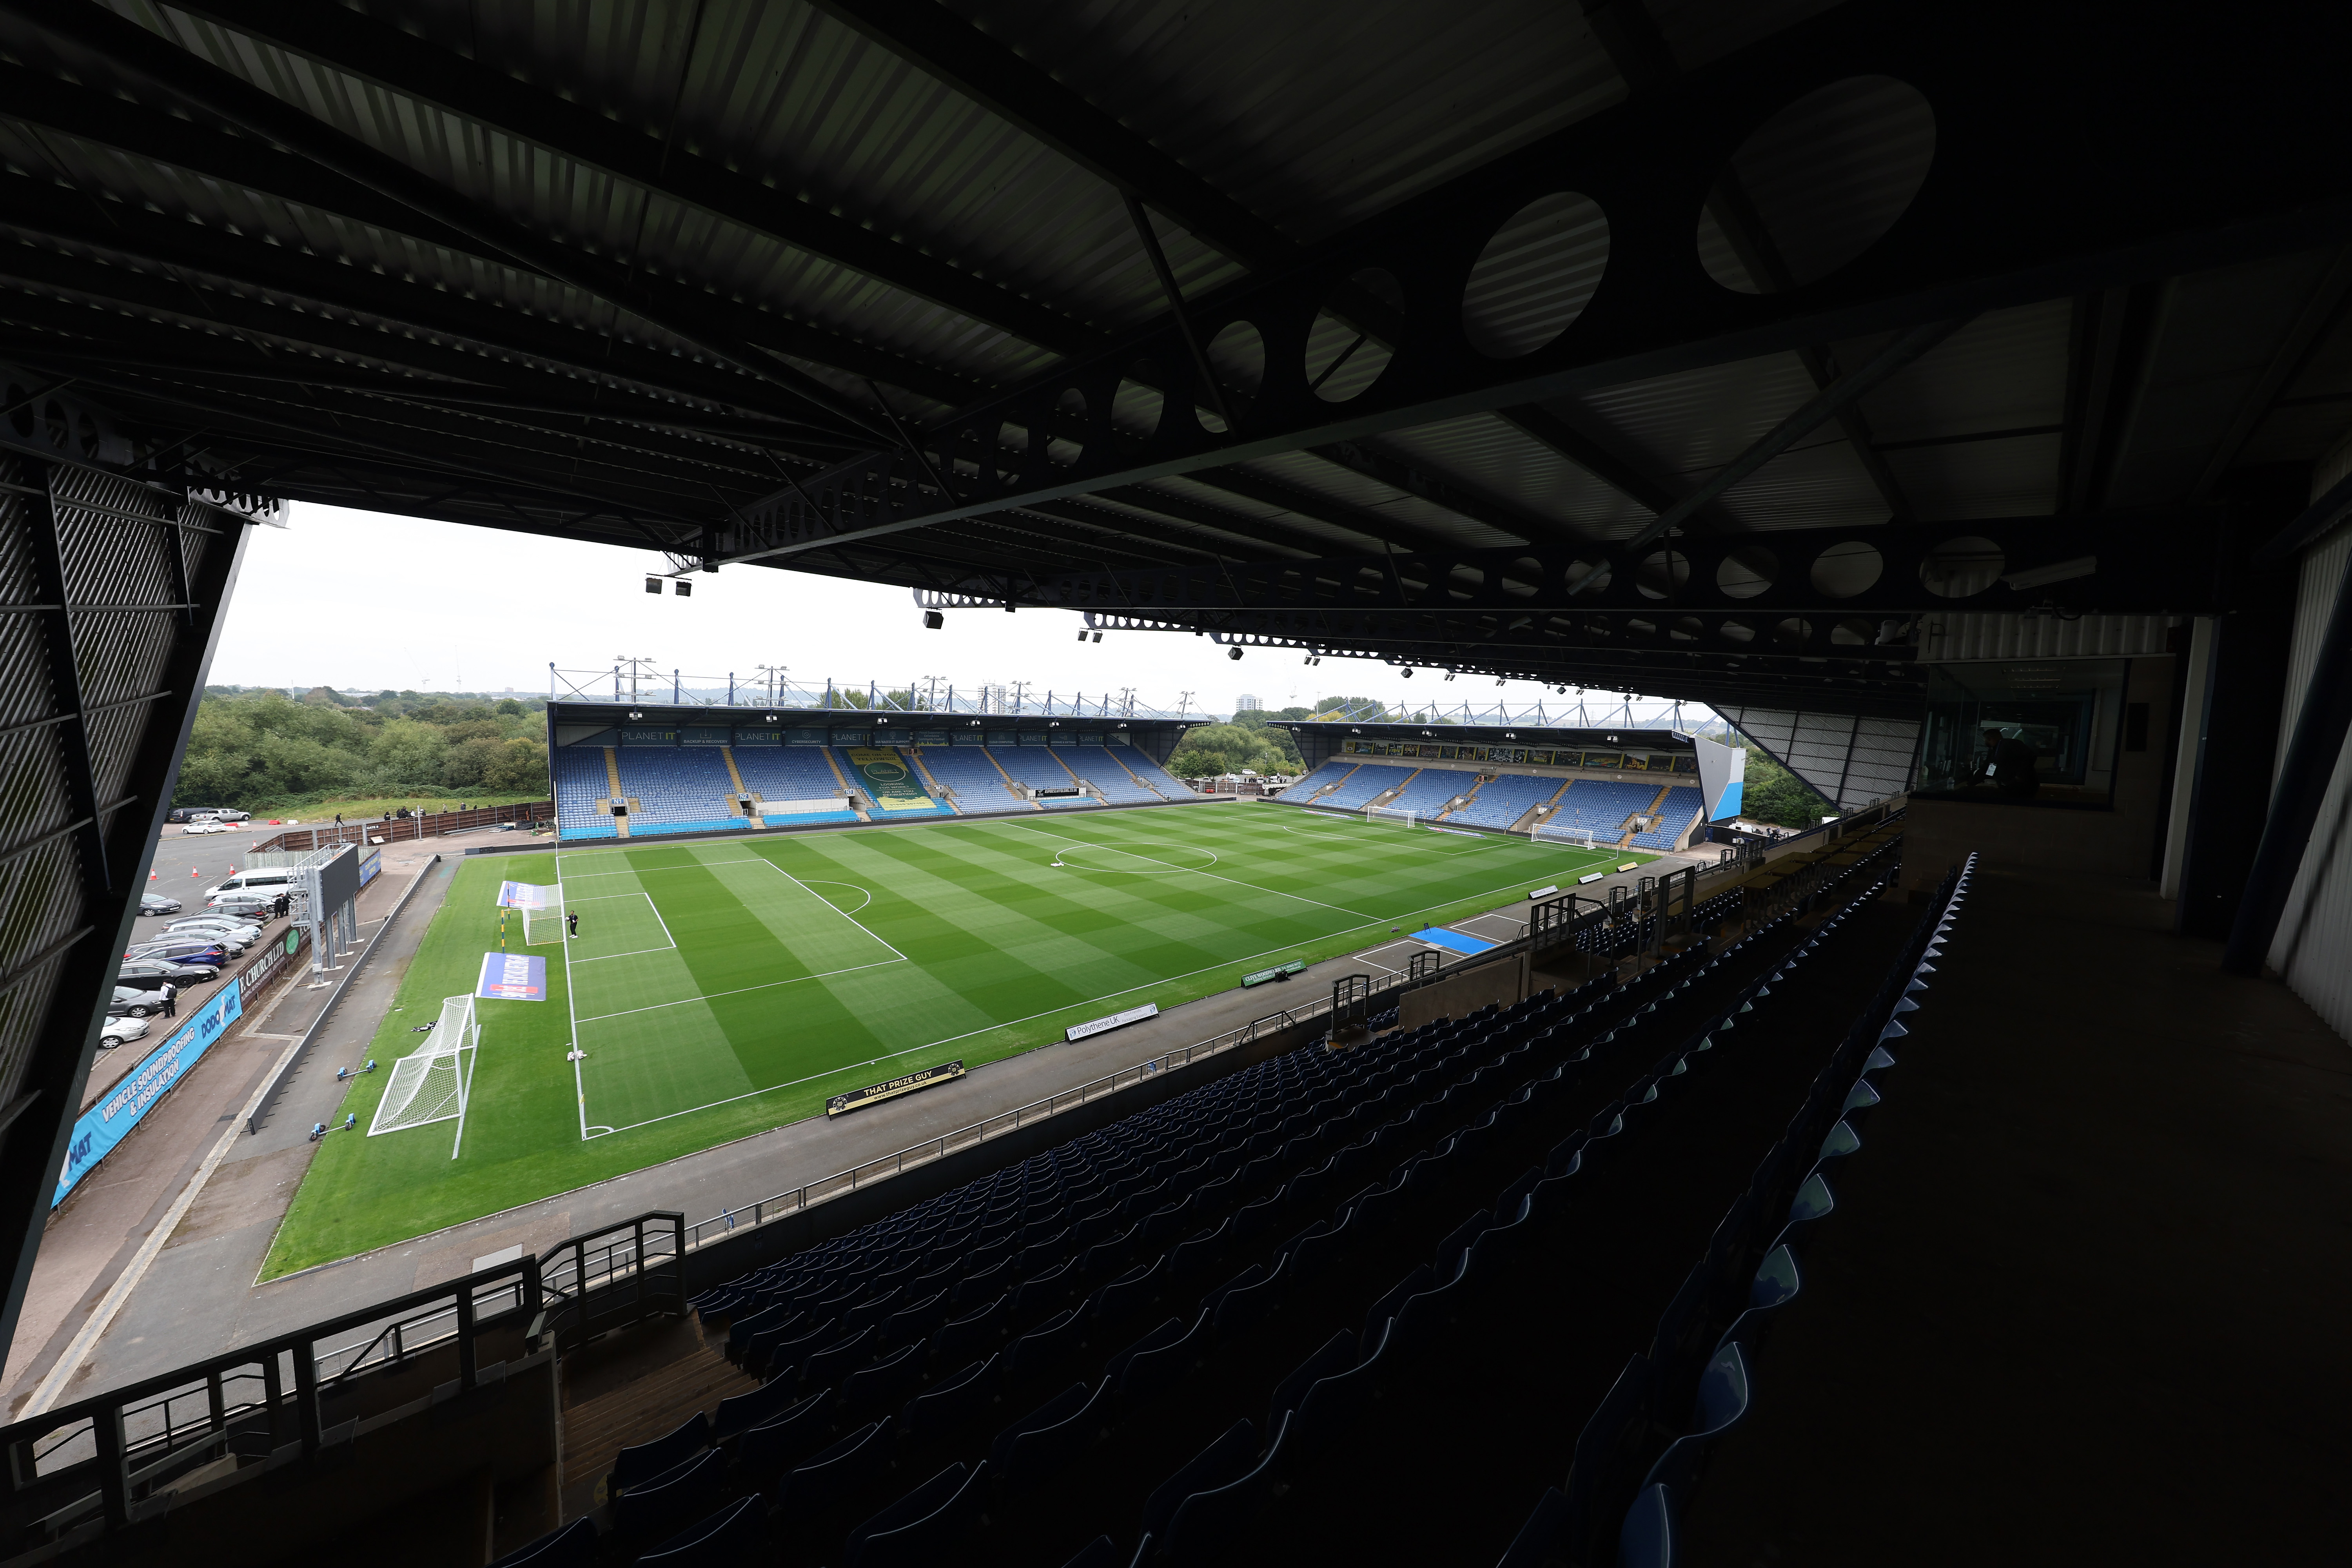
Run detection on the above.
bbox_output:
[1448,771,1567,831]
[774,1419,888,1512]
[1163,1412,1288,1563]
[1546,779,1664,844]
[488,1517,597,1568]
[732,747,861,822]
[1312,762,1414,811]
[637,1495,765,1566]
[610,747,749,837]
[609,1412,710,1496]
[614,1447,728,1542]
[910,746,1031,813]
[1139,1419,1258,1544]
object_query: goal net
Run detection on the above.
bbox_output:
[1366,806,1418,828]
[369,994,478,1147]
[522,901,564,946]
[1532,822,1600,849]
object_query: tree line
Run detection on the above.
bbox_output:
[175,687,552,809]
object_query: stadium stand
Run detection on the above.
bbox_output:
[1547,780,1664,844]
[913,747,1034,813]
[1109,744,1190,799]
[611,748,750,837]
[1378,769,1475,818]
[552,747,618,840]
[836,749,955,817]
[729,748,861,825]
[476,838,1916,1567]
[1630,786,1705,851]
[1446,773,1568,831]
[1311,762,1414,811]
[1279,760,1358,802]
[990,747,1098,805]
[1079,749,1170,805]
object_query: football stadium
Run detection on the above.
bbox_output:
[270,702,1725,1273]
[3,4,2350,1567]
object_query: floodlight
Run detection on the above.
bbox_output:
[1092,631,1102,643]
[924,610,943,628]
[644,577,661,593]
[1229,646,1243,660]
[1076,629,1087,641]
[675,580,692,598]
[628,710,642,719]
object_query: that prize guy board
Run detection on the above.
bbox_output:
[266,806,1637,1274]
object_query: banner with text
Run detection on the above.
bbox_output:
[497,881,558,910]
[55,982,245,1205]
[476,952,547,1001]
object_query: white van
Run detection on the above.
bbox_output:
[205,868,296,898]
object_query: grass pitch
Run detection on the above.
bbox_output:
[264,806,1638,1276]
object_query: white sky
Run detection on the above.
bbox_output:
[207,503,1692,722]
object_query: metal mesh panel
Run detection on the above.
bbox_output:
[1714,703,1922,811]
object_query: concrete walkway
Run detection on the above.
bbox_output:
[8,804,1716,1407]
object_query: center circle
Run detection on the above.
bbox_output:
[1055,842,1219,874]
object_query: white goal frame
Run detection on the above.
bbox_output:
[1366,805,1419,828]
[1532,822,1600,850]
[368,993,480,1157]
[522,900,564,946]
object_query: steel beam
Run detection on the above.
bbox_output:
[162,0,1103,359]
[719,1,2352,563]
[0,463,253,1373]
[5,1,889,441]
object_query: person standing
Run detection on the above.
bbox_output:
[160,983,176,1020]
[567,910,579,938]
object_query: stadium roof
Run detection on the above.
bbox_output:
[1,1,2347,714]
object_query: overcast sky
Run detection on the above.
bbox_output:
[207,503,1692,722]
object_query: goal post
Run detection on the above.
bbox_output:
[369,993,479,1157]
[1532,822,1599,850]
[1366,805,1419,829]
[522,900,564,946]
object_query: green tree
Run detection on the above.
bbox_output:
[481,738,550,793]
[370,719,448,786]
[495,697,524,716]
[1737,747,1829,828]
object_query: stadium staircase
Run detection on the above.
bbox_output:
[1311,762,1412,812]
[821,749,874,822]
[1116,747,1192,799]
[1443,772,1566,833]
[717,749,762,828]
[912,748,1036,814]
[1278,760,1356,803]
[990,747,1101,807]
[1630,787,1705,852]
[728,749,860,826]
[1377,769,1473,820]
[609,750,752,840]
[554,747,623,840]
[1087,748,1171,805]
[469,834,1916,1568]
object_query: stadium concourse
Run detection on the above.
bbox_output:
[4,2,2352,1566]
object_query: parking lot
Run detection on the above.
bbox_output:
[85,821,299,1110]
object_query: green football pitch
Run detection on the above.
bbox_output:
[262,806,1637,1277]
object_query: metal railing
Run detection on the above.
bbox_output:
[0,1258,539,1543]
[550,666,1210,720]
[537,1213,687,1348]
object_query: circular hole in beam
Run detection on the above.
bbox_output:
[1461,192,1610,358]
[1306,268,1402,403]
[1918,535,2004,598]
[1698,75,1937,294]
[1809,539,1884,598]
[1715,546,1779,600]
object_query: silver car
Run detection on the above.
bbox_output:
[100,1015,149,1049]
[109,984,172,1018]
[164,917,260,943]
[159,922,253,953]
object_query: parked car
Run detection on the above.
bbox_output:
[125,938,229,968]
[164,917,260,942]
[190,809,250,823]
[109,984,172,1019]
[181,819,233,835]
[162,912,256,940]
[208,895,278,921]
[164,807,211,824]
[138,892,182,915]
[205,869,294,899]
[100,1015,149,1049]
[118,958,218,986]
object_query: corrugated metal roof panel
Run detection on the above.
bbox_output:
[1377,414,1656,543]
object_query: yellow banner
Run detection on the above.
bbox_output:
[845,746,935,810]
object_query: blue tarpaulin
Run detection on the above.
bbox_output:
[1410,927,1497,956]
